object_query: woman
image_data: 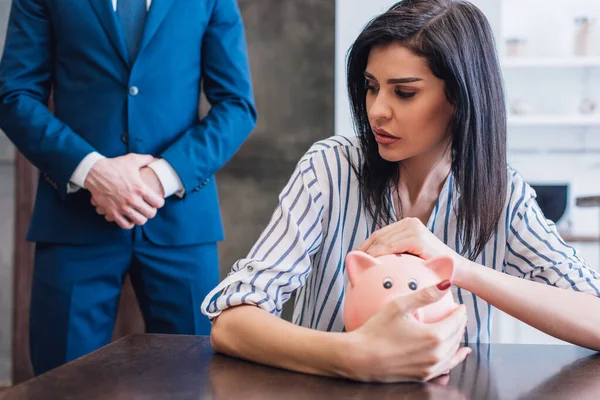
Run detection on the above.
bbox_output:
[201,0,600,383]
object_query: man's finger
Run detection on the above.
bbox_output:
[114,214,135,230]
[132,199,157,219]
[123,207,148,226]
[129,154,156,167]
[141,187,165,209]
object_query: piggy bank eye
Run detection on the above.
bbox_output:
[408,279,418,291]
[382,277,393,289]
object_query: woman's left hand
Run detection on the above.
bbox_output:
[358,217,463,267]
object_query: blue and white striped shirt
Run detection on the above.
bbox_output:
[201,136,600,343]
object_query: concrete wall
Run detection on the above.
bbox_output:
[216,0,335,320]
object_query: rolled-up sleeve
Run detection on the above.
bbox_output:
[201,151,326,319]
[504,178,600,296]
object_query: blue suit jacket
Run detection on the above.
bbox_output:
[0,0,256,245]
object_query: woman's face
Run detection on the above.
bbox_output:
[364,43,455,163]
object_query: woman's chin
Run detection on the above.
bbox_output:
[377,146,407,163]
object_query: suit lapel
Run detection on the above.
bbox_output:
[88,0,131,67]
[139,0,175,54]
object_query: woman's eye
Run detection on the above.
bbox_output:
[396,90,416,99]
[364,80,378,93]
[408,279,418,291]
[383,277,393,289]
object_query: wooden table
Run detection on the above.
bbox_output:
[2,334,600,400]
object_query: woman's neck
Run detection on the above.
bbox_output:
[399,142,451,196]
[395,141,452,222]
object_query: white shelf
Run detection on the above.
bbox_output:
[502,57,600,68]
[508,115,600,127]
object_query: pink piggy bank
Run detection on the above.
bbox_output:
[343,251,456,331]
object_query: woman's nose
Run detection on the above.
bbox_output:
[368,93,393,122]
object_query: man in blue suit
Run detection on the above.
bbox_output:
[0,0,256,375]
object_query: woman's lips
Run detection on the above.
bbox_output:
[373,128,400,145]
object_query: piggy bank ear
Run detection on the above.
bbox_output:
[346,251,379,287]
[425,256,454,281]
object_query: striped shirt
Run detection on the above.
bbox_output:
[201,136,600,343]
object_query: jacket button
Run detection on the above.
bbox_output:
[121,132,128,144]
[129,86,139,96]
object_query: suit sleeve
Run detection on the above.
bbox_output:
[0,0,98,199]
[159,0,257,195]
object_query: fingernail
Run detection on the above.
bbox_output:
[467,349,473,356]
[437,280,451,290]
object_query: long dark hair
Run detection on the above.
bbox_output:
[347,0,507,260]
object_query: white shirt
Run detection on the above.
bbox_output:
[201,135,600,344]
[112,0,152,11]
[68,0,184,198]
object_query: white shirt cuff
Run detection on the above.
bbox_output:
[67,152,105,194]
[148,159,185,198]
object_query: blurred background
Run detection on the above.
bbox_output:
[1,0,599,386]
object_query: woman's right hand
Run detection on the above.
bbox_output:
[343,281,470,383]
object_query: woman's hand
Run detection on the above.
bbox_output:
[358,217,469,279]
[344,280,471,382]
[358,217,455,259]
